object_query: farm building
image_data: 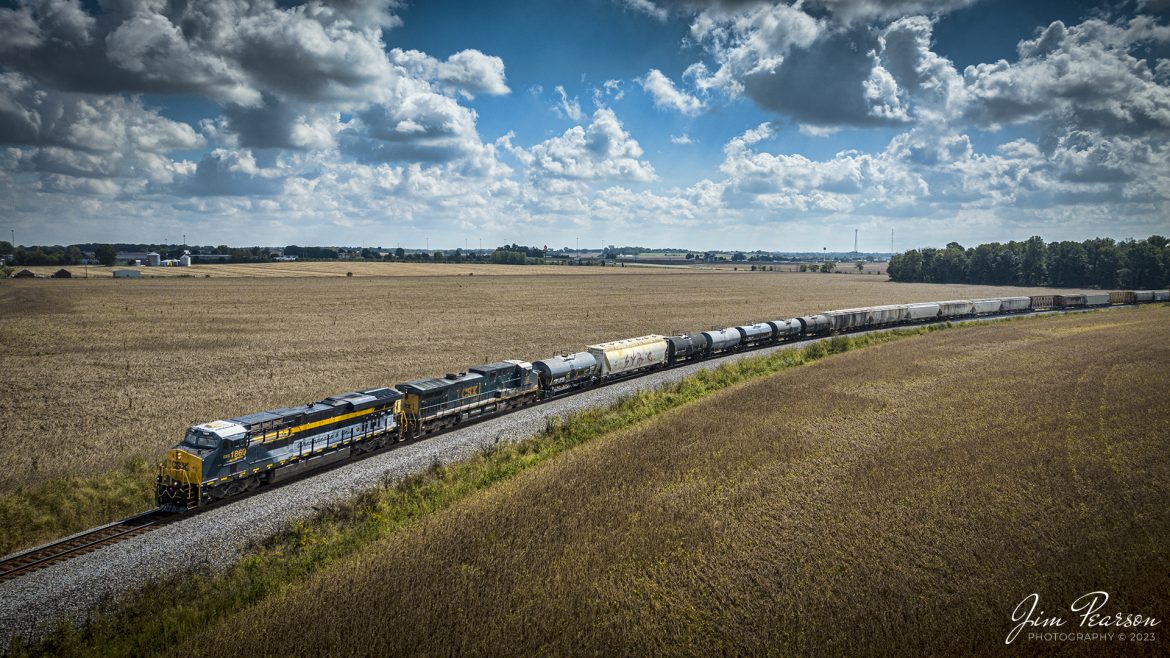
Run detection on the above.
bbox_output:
[13,269,36,278]
[51,268,72,278]
[112,269,141,279]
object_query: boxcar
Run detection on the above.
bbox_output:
[1084,293,1110,306]
[1109,291,1136,304]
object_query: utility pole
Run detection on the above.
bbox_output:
[890,229,894,254]
[854,229,858,253]
[576,236,579,262]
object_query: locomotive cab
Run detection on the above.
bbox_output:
[156,420,245,512]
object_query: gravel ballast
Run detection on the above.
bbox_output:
[0,309,1105,648]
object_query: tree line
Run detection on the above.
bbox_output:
[888,236,1170,289]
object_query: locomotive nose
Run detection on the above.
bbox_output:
[156,448,203,512]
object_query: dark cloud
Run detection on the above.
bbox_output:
[0,0,396,105]
[221,97,301,150]
[742,26,905,126]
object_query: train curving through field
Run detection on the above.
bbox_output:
[156,290,1169,512]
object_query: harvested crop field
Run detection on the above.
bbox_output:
[186,305,1170,656]
[0,270,1080,553]
[0,271,1068,491]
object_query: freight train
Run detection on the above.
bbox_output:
[157,290,1169,511]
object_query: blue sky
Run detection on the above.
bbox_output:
[1,0,1169,251]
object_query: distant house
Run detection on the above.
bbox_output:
[51,268,73,278]
[13,269,36,278]
[112,269,140,279]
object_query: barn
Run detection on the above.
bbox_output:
[51,268,73,278]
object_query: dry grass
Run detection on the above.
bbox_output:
[0,271,1072,493]
[183,306,1170,657]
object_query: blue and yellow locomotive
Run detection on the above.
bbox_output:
[157,387,402,511]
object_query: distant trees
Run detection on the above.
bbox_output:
[889,235,1170,288]
[95,244,116,266]
[491,249,527,265]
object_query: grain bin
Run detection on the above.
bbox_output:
[586,335,668,377]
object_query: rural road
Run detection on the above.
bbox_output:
[0,308,1110,648]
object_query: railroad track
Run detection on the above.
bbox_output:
[0,305,1129,585]
[0,509,170,583]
